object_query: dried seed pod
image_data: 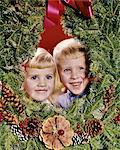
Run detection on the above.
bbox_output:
[84,119,104,138]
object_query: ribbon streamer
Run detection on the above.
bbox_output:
[38,0,93,54]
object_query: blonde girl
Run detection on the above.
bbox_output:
[22,48,61,105]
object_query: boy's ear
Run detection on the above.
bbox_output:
[20,59,29,73]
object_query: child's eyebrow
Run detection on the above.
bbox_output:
[45,72,54,76]
[46,73,54,76]
[27,73,39,76]
[61,66,71,69]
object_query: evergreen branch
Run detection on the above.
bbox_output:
[111,0,114,15]
[94,51,112,69]
[34,138,45,150]
[7,28,20,41]
[104,128,114,142]
[16,32,23,51]
[99,14,107,31]
[113,2,120,15]
[33,139,39,150]
[102,104,117,122]
[106,35,115,50]
[89,138,100,150]
[26,139,33,150]
[96,75,108,92]
[85,96,102,116]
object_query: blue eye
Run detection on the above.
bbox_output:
[31,75,38,80]
[46,75,53,80]
[64,68,71,72]
[79,67,85,70]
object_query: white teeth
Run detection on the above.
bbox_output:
[35,89,47,92]
[72,84,80,87]
[70,82,82,86]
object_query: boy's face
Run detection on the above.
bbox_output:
[58,55,88,95]
[24,67,55,102]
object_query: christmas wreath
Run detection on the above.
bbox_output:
[0,0,120,150]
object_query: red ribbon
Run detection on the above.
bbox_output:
[62,0,93,17]
[38,0,93,54]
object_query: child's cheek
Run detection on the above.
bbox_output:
[80,72,86,79]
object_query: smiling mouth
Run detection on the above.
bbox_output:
[70,82,82,87]
[35,89,47,92]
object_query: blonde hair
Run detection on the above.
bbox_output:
[29,48,55,70]
[22,48,62,103]
[53,38,90,75]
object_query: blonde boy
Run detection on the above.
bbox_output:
[53,38,90,109]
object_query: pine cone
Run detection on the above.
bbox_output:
[19,117,42,138]
[2,82,15,99]
[2,110,18,125]
[103,85,115,110]
[0,112,3,123]
[0,100,5,111]
[12,97,25,114]
[72,132,90,145]
[10,124,28,141]
[84,119,104,138]
[1,82,25,114]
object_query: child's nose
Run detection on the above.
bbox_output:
[37,77,46,87]
[71,70,79,79]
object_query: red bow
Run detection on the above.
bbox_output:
[38,0,93,54]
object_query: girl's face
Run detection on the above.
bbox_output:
[58,55,88,95]
[24,67,55,102]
